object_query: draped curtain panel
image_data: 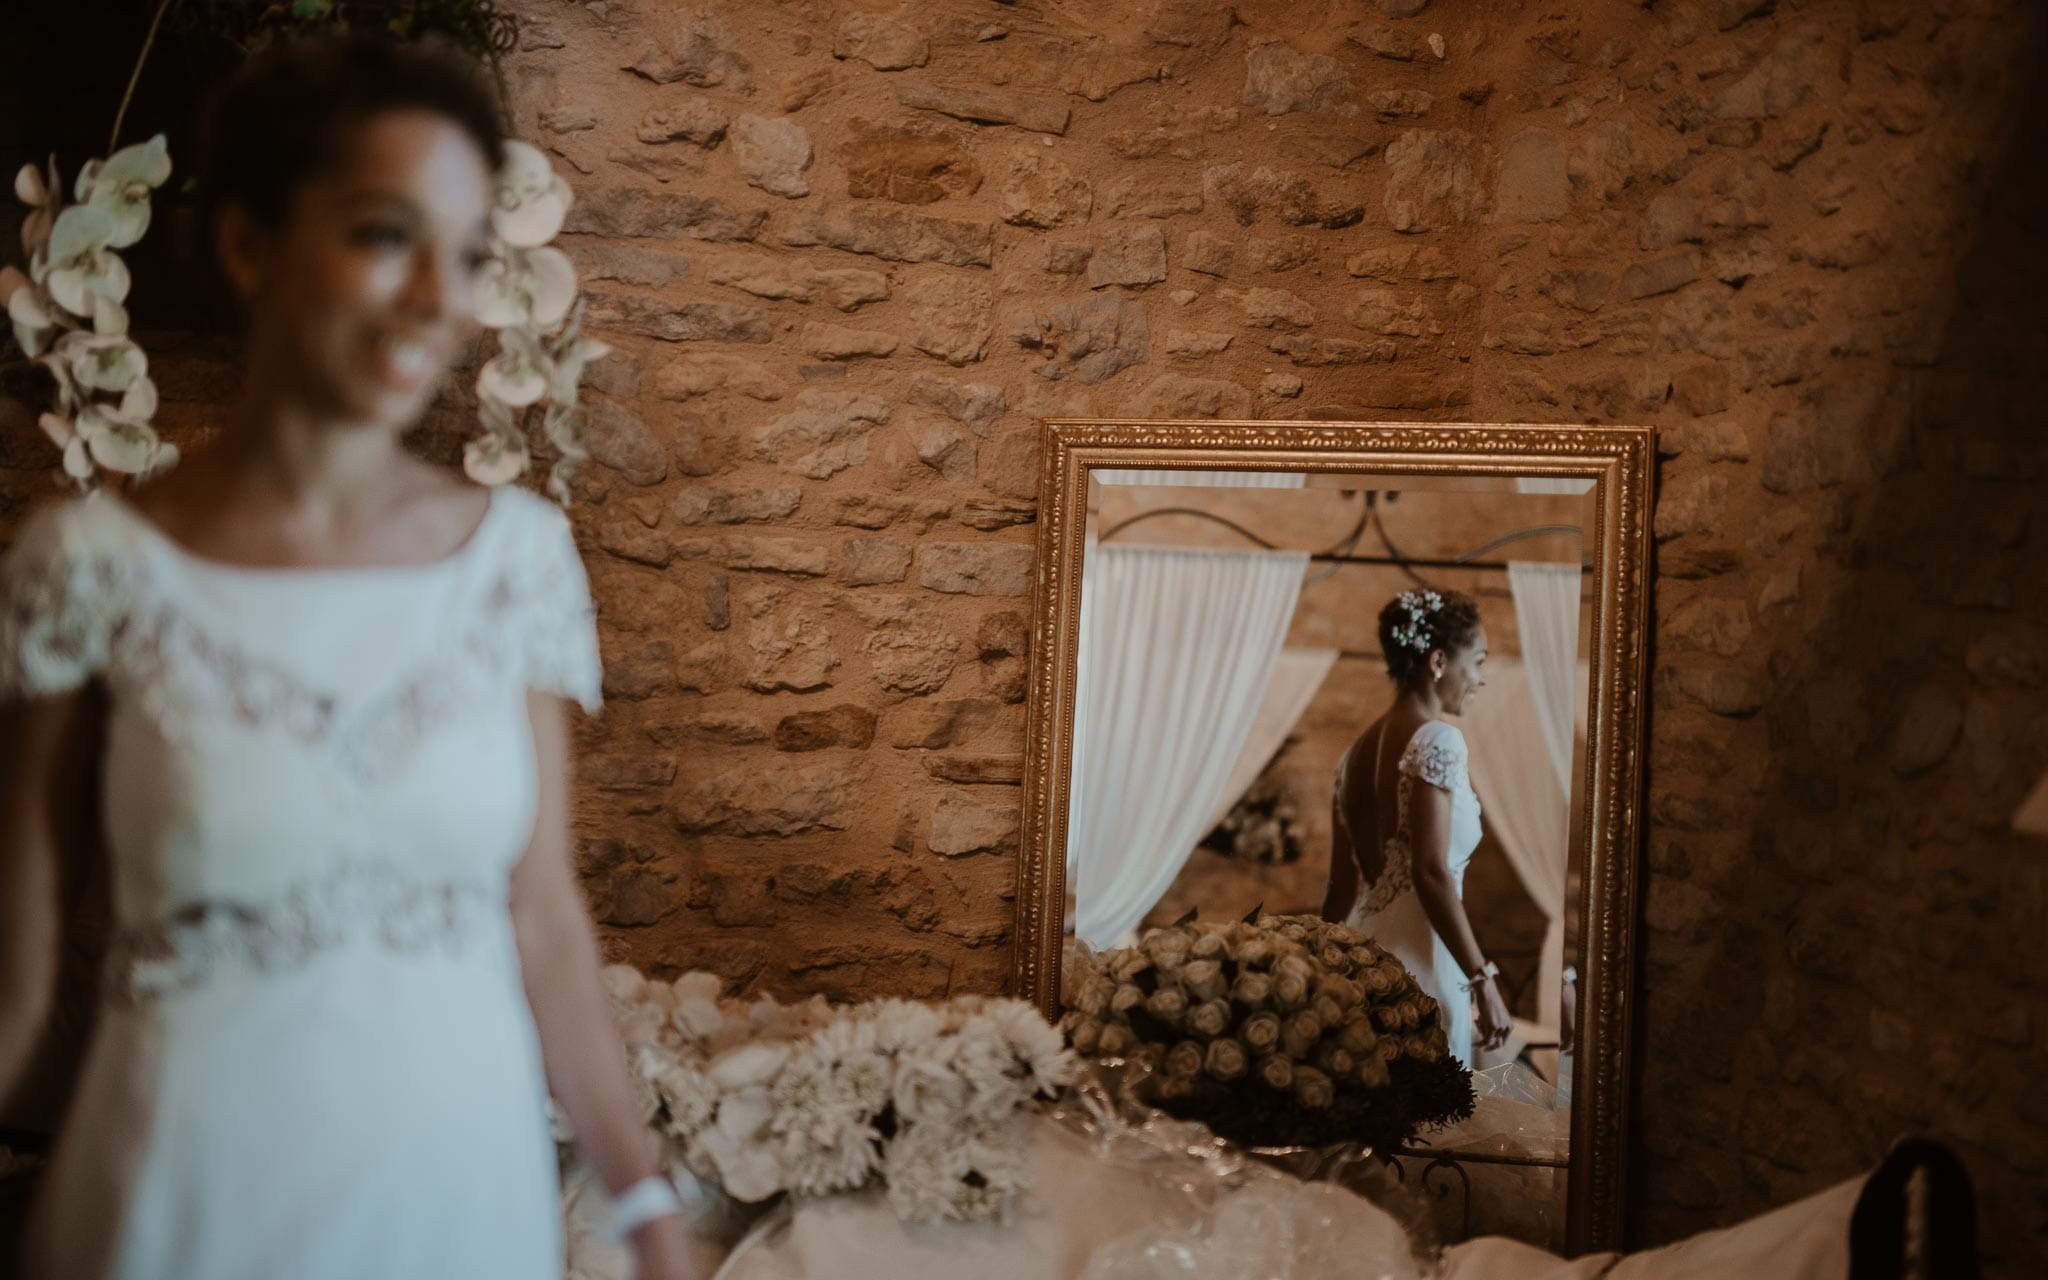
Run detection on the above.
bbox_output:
[1462,657,1571,1043]
[1067,546,1309,949]
[1461,562,1584,1048]
[1506,562,1584,798]
[1202,648,1340,834]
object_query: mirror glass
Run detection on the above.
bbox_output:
[1064,467,1596,1248]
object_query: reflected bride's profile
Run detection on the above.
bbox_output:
[1322,589,1509,1069]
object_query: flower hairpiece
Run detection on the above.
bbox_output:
[1389,589,1445,654]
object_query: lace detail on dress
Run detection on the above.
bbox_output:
[0,511,125,698]
[1354,724,1468,919]
[506,503,603,713]
[103,860,504,1006]
[1399,733,1465,793]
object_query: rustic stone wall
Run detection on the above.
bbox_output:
[2,0,2044,1267]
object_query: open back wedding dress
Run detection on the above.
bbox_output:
[1337,719,1483,1069]
[2,487,601,1280]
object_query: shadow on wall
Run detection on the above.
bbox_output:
[1631,30,2048,1274]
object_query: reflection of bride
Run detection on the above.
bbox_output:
[1321,589,1509,1069]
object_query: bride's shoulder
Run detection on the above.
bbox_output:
[1398,719,1469,785]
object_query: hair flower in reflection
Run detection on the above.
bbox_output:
[1388,589,1445,653]
[1063,913,1473,1153]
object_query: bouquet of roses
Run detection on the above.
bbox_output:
[1062,915,1473,1152]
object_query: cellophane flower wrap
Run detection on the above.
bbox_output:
[570,967,1076,1225]
[1062,914,1474,1152]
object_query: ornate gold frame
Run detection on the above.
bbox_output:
[1008,419,1655,1254]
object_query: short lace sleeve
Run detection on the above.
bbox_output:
[0,501,121,700]
[510,498,602,714]
[1397,722,1468,794]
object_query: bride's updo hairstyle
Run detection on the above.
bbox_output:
[190,34,505,297]
[1377,588,1482,688]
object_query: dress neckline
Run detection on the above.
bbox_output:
[93,486,501,580]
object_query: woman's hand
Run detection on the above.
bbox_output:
[631,1214,700,1280]
[1475,976,1512,1054]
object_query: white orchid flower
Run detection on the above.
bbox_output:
[16,159,57,255]
[73,404,167,476]
[74,134,170,249]
[92,291,128,336]
[492,139,574,248]
[8,278,56,357]
[475,244,577,329]
[41,205,131,319]
[476,324,551,407]
[463,430,531,486]
[549,334,610,411]
[57,330,147,394]
[120,374,158,422]
[38,411,84,467]
[462,395,529,486]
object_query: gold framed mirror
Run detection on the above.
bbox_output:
[1010,418,1654,1253]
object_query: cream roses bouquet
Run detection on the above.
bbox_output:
[578,967,1076,1226]
[1063,915,1474,1153]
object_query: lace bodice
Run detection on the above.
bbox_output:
[1341,720,1482,918]
[0,488,604,1002]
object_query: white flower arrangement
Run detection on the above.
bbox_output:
[3,137,178,483]
[577,966,1076,1226]
[3,131,605,504]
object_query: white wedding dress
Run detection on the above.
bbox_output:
[2,487,602,1280]
[1338,720,1483,1069]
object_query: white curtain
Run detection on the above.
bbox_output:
[1462,658,1570,1043]
[1067,546,1308,948]
[1460,562,1584,1055]
[1507,562,1583,797]
[1202,648,1340,833]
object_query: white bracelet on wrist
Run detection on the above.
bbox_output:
[600,1173,682,1243]
[1462,960,1500,991]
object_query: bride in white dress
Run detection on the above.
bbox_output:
[1322,590,1509,1069]
[0,38,695,1280]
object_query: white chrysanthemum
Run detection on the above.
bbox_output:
[869,999,945,1054]
[74,134,170,249]
[782,1124,879,1196]
[649,1058,719,1135]
[812,1012,881,1064]
[492,139,574,247]
[880,1122,969,1223]
[891,1037,970,1124]
[836,1050,892,1115]
[980,999,1076,1092]
[475,244,577,330]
